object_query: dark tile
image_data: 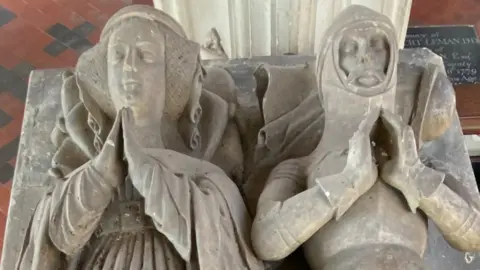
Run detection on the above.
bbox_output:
[70,38,93,55]
[0,163,14,184]
[0,137,19,166]
[0,110,12,128]
[43,40,68,57]
[46,23,71,41]
[47,23,85,47]
[0,66,10,84]
[0,5,17,27]
[72,21,95,38]
[58,31,84,47]
[7,78,28,101]
[0,66,19,86]
[11,61,35,79]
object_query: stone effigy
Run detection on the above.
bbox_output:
[249,5,480,270]
[11,5,262,270]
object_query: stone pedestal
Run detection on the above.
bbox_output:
[0,70,63,270]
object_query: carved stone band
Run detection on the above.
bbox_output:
[105,139,116,147]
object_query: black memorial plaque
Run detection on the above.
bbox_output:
[404,25,480,85]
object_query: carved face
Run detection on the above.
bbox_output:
[107,19,166,114]
[338,29,390,88]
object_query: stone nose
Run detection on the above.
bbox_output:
[360,54,371,65]
[123,48,138,73]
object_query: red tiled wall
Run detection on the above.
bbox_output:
[0,0,136,69]
[0,0,156,261]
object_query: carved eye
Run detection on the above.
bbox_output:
[370,37,385,51]
[343,40,358,54]
[113,49,125,63]
[139,50,155,63]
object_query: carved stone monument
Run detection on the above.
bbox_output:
[3,3,480,270]
[249,5,480,270]
[6,5,262,270]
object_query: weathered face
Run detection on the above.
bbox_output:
[107,19,166,113]
[338,28,390,88]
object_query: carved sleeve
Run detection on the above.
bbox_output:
[48,161,114,255]
[420,183,480,252]
[251,158,336,261]
[211,122,244,185]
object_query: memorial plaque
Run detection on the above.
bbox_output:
[404,25,480,85]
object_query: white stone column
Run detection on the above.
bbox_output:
[153,0,412,59]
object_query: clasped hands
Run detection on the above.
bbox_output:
[377,109,445,213]
[92,108,153,189]
[321,108,445,219]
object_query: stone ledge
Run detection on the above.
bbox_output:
[0,70,63,270]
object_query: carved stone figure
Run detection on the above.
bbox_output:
[250,5,480,269]
[15,5,262,270]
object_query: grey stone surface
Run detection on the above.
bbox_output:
[0,70,62,270]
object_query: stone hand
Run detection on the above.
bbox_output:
[318,109,379,220]
[121,108,152,182]
[92,108,125,188]
[380,109,445,213]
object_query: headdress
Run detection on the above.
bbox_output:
[76,5,200,120]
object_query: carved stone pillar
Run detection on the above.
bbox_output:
[153,0,412,58]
